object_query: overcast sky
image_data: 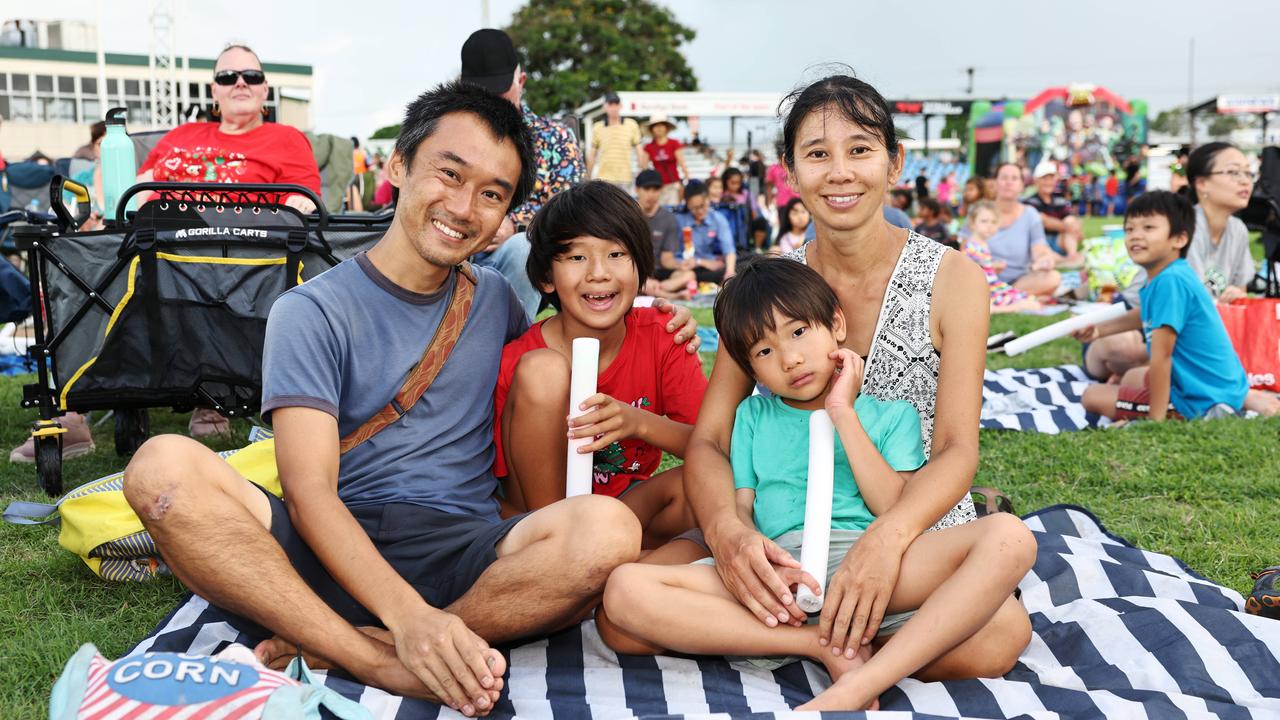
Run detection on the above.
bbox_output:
[6,0,1277,139]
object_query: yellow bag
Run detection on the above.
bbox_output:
[3,433,281,581]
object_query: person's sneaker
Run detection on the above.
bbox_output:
[8,412,95,464]
[1246,566,1280,620]
[188,408,231,438]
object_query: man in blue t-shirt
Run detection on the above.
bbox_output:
[677,179,736,284]
[1082,191,1251,421]
[122,82,658,714]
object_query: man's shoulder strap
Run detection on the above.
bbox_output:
[338,261,477,454]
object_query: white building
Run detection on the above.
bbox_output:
[0,20,313,159]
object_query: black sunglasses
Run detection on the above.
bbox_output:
[213,69,266,86]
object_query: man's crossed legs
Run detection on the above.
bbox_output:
[123,434,640,717]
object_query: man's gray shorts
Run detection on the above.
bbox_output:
[260,486,525,626]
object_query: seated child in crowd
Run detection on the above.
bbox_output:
[601,257,1035,711]
[912,198,955,249]
[963,201,1041,314]
[1080,191,1274,420]
[773,198,810,255]
[493,181,707,548]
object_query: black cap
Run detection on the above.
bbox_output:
[460,29,518,95]
[604,92,621,104]
[635,169,663,188]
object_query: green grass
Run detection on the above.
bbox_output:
[1,236,1276,715]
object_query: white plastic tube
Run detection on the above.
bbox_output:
[796,410,835,613]
[566,337,600,498]
[1004,302,1128,356]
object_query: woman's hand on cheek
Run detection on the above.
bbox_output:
[653,298,701,354]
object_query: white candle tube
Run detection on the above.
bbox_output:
[1004,302,1128,356]
[796,409,835,613]
[566,337,600,498]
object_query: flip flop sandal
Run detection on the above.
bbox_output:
[1246,566,1280,620]
[970,486,1014,517]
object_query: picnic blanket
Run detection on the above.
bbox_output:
[132,505,1280,719]
[981,365,1107,433]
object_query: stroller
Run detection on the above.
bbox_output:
[16,178,389,494]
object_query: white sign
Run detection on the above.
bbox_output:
[1217,95,1280,114]
[613,92,784,118]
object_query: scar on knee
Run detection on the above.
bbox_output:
[146,493,174,521]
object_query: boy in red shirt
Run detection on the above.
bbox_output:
[494,181,707,548]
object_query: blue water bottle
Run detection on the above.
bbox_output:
[100,107,136,222]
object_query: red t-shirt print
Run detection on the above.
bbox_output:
[493,307,708,497]
[140,122,321,194]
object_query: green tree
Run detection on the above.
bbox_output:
[505,0,698,115]
[370,124,401,140]
[1149,109,1185,136]
[1206,113,1242,139]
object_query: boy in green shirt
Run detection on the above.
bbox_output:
[601,258,1036,711]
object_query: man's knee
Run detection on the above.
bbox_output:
[564,495,642,575]
[511,349,570,406]
[122,434,208,519]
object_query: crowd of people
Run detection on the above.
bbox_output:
[95,30,1045,715]
[3,23,1275,717]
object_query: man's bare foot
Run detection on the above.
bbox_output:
[254,629,505,716]
[254,626,394,670]
[797,667,881,712]
[807,644,879,711]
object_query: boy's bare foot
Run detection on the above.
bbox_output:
[807,643,880,711]
[797,667,881,712]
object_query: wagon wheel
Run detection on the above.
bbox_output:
[35,434,63,496]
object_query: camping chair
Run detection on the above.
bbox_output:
[15,178,388,494]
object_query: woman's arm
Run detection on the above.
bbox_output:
[675,148,689,182]
[685,347,807,626]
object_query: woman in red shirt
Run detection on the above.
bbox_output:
[642,115,688,206]
[141,44,320,438]
[138,44,320,214]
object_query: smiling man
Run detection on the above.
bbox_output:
[121,82,644,717]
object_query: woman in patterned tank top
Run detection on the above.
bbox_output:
[678,75,1036,710]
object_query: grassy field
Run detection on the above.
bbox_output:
[1,216,1275,716]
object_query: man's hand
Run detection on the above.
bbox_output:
[1030,256,1055,272]
[569,392,644,452]
[992,259,1008,273]
[825,349,865,417]
[652,298,701,354]
[708,519,812,627]
[680,258,696,271]
[484,217,517,253]
[390,606,505,717]
[819,522,908,657]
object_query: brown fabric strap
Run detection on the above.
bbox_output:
[338,262,477,454]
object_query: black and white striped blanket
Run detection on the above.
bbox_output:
[131,505,1280,718]
[981,365,1108,433]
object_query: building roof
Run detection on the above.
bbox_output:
[0,45,311,75]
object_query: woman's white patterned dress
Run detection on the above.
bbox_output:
[785,231,977,530]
